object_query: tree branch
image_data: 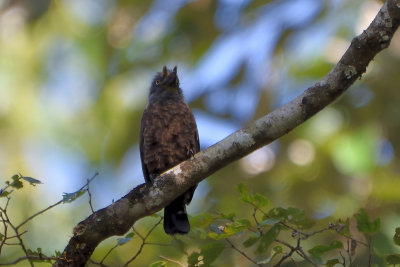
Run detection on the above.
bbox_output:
[53,1,400,266]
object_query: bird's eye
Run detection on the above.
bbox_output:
[155,80,160,85]
[175,79,179,86]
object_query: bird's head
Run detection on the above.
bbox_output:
[149,66,182,99]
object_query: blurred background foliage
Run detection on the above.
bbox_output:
[1,0,400,266]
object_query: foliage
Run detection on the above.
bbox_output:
[2,180,400,267]
[0,0,399,266]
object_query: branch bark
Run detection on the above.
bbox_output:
[54,1,400,266]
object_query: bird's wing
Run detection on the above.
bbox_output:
[139,107,151,183]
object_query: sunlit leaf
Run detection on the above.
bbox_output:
[209,219,251,240]
[19,173,42,186]
[62,189,86,203]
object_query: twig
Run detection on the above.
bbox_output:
[122,218,163,266]
[159,255,186,267]
[87,178,95,214]
[0,212,7,253]
[88,258,112,267]
[296,246,318,267]
[16,200,63,231]
[0,255,58,266]
[0,209,33,267]
[99,244,118,264]
[16,172,99,230]
[225,238,262,266]
[339,250,346,266]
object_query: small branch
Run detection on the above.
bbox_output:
[87,178,95,214]
[17,172,99,230]
[0,255,58,266]
[225,238,261,266]
[122,218,163,267]
[0,212,7,253]
[16,199,63,231]
[88,258,112,267]
[159,255,186,267]
[99,244,118,264]
[0,207,33,267]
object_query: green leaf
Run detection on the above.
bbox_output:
[326,259,340,267]
[258,218,280,227]
[218,212,236,220]
[256,224,280,253]
[0,233,3,241]
[253,193,268,207]
[209,219,251,240]
[54,251,62,257]
[308,240,343,263]
[267,207,313,229]
[236,184,268,208]
[0,190,11,198]
[243,233,261,247]
[201,242,225,266]
[386,254,400,264]
[62,189,86,203]
[19,174,42,186]
[355,209,380,235]
[149,261,167,267]
[190,227,208,239]
[236,183,252,204]
[190,213,214,228]
[393,227,400,246]
[188,252,201,267]
[10,174,23,189]
[273,245,283,253]
[257,245,283,264]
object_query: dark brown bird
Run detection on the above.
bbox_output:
[140,66,200,235]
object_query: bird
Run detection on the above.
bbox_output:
[139,65,200,235]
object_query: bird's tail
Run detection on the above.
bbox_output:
[164,195,190,235]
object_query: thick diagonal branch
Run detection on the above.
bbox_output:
[54,1,400,266]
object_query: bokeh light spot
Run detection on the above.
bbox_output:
[287,139,315,166]
[240,146,275,175]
